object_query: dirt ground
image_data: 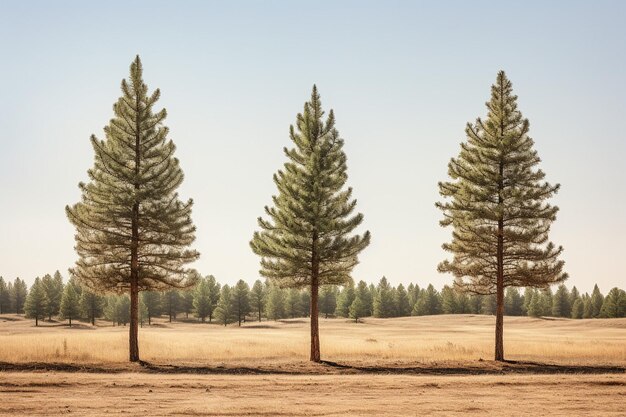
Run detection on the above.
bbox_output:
[1,372,624,416]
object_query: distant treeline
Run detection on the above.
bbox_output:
[2,273,625,326]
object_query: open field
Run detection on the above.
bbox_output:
[0,314,624,366]
[1,315,624,415]
[0,372,624,416]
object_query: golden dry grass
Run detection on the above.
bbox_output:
[0,314,624,366]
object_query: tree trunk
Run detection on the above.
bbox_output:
[129,278,139,362]
[495,159,505,362]
[35,316,38,327]
[310,281,321,362]
[69,316,72,327]
[129,202,140,362]
[258,307,261,322]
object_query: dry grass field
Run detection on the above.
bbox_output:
[0,314,624,416]
[0,314,624,366]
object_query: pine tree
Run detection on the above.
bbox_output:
[42,272,64,320]
[205,275,221,322]
[582,294,593,319]
[12,278,28,314]
[250,86,370,362]
[468,293,483,314]
[599,287,626,318]
[65,56,199,361]
[265,284,285,321]
[0,277,9,314]
[571,298,584,319]
[180,289,194,319]
[407,283,420,309]
[504,287,524,316]
[481,294,497,315]
[141,291,161,325]
[527,292,542,317]
[569,286,580,310]
[286,288,302,318]
[162,290,180,322]
[215,285,235,326]
[250,280,266,322]
[80,289,105,325]
[319,286,338,318]
[24,277,47,326]
[441,285,458,314]
[300,289,311,317]
[350,281,371,322]
[233,279,251,326]
[60,281,81,326]
[522,288,535,315]
[539,288,553,316]
[590,284,604,318]
[413,284,441,316]
[552,284,571,317]
[456,291,470,313]
[192,277,211,322]
[394,284,411,317]
[335,280,356,317]
[373,277,394,318]
[437,71,567,361]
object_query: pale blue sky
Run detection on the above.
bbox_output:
[0,1,624,293]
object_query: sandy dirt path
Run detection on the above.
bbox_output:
[1,372,624,416]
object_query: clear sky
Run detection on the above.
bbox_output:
[0,1,624,293]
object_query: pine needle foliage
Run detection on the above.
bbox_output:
[65,56,199,361]
[250,86,370,362]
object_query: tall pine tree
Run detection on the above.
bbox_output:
[250,86,370,362]
[65,56,199,361]
[437,71,567,361]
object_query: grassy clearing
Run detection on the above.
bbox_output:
[0,314,624,365]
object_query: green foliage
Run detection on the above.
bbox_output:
[0,277,9,314]
[571,298,584,319]
[180,290,194,319]
[481,294,496,315]
[104,295,131,326]
[60,281,81,326]
[373,277,394,318]
[539,288,553,316]
[192,277,211,322]
[441,285,457,314]
[504,287,524,316]
[335,280,356,318]
[24,277,47,326]
[65,55,199,340]
[11,278,28,314]
[319,286,338,318]
[551,284,571,317]
[413,284,441,316]
[161,290,180,322]
[42,271,64,320]
[265,284,285,320]
[590,284,604,318]
[233,280,251,325]
[250,86,370,289]
[215,285,235,326]
[286,288,302,318]
[141,291,161,324]
[394,284,411,317]
[527,292,542,317]
[250,280,266,321]
[437,71,566,300]
[80,289,105,325]
[599,288,626,318]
